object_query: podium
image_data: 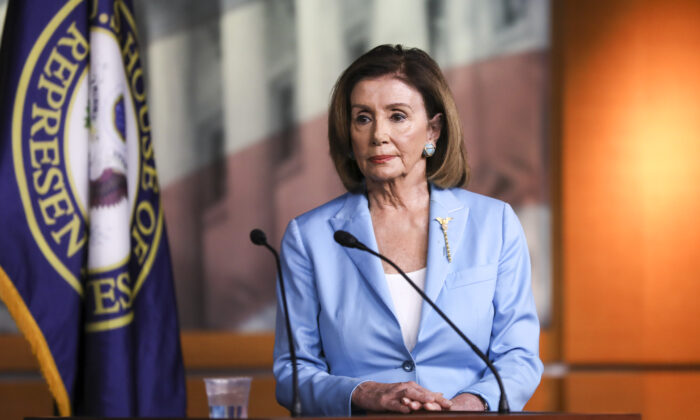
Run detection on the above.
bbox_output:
[26,413,641,420]
[339,414,640,420]
[311,415,641,420]
[275,414,640,420]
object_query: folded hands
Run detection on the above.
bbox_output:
[351,381,486,413]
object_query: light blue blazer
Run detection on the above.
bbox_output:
[273,185,543,416]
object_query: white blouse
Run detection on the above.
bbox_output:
[385,267,426,351]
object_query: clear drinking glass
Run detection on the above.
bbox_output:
[204,377,252,419]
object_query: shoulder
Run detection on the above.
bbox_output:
[280,192,360,259]
[283,192,359,240]
[443,187,507,210]
[292,192,353,227]
[436,187,521,233]
[435,186,511,219]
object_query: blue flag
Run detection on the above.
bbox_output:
[0,0,186,416]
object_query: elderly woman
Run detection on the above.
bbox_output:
[273,45,542,416]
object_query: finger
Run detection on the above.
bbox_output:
[399,395,423,412]
[422,391,452,408]
[401,386,435,403]
[423,401,443,411]
[409,400,423,411]
[402,381,428,393]
[403,387,452,409]
[385,398,411,414]
[434,394,453,408]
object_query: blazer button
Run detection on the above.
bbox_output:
[402,360,415,372]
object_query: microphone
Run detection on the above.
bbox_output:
[249,229,301,417]
[333,230,367,250]
[333,230,510,413]
[250,228,267,246]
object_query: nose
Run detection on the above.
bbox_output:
[371,119,390,145]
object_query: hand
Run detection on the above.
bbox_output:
[351,381,453,413]
[450,393,488,411]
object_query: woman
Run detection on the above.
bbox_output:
[273,45,542,416]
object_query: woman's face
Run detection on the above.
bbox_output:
[349,75,441,187]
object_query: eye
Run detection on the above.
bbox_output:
[354,114,371,124]
[390,112,407,122]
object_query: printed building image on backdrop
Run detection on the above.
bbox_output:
[0,0,551,333]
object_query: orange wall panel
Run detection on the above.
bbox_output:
[561,0,700,364]
[565,372,700,420]
[525,377,562,412]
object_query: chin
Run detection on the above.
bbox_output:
[365,173,404,185]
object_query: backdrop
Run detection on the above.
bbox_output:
[0,0,551,332]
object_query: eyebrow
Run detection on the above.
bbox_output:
[350,103,413,111]
[385,102,413,110]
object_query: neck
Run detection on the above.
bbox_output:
[366,177,430,211]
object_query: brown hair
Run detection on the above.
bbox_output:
[328,44,469,192]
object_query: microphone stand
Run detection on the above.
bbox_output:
[250,230,301,417]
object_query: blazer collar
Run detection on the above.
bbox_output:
[328,186,470,324]
[329,192,394,315]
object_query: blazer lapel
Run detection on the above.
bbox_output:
[328,187,471,333]
[329,193,395,316]
[420,187,470,327]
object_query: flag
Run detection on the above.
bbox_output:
[0,0,186,416]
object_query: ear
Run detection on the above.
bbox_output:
[427,113,443,143]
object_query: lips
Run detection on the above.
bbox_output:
[369,155,395,164]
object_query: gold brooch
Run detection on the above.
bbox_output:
[435,217,453,262]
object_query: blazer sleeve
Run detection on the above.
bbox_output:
[461,203,544,411]
[272,218,365,416]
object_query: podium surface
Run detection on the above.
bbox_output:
[26,413,642,420]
